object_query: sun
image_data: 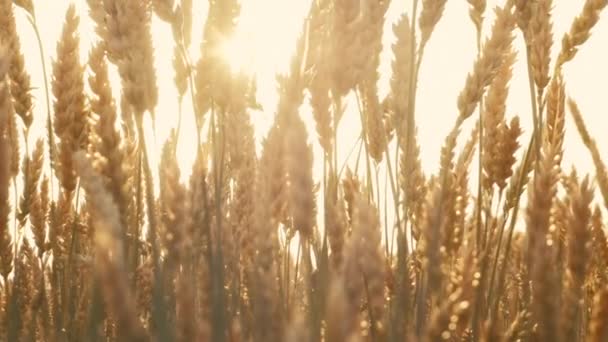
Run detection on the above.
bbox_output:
[218,0,312,77]
[143,0,312,181]
[218,31,256,75]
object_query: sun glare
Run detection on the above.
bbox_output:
[147,0,313,181]
[219,0,312,78]
[218,33,256,75]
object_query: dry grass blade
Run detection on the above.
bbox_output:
[457,4,516,120]
[589,286,608,342]
[568,98,608,210]
[467,0,487,35]
[74,152,149,342]
[0,45,14,281]
[52,4,87,194]
[557,0,608,67]
[527,0,553,96]
[0,0,33,128]
[419,0,448,48]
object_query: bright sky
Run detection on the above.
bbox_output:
[14,0,608,182]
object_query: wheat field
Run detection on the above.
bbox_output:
[0,0,608,341]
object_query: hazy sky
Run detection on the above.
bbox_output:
[14,0,608,180]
